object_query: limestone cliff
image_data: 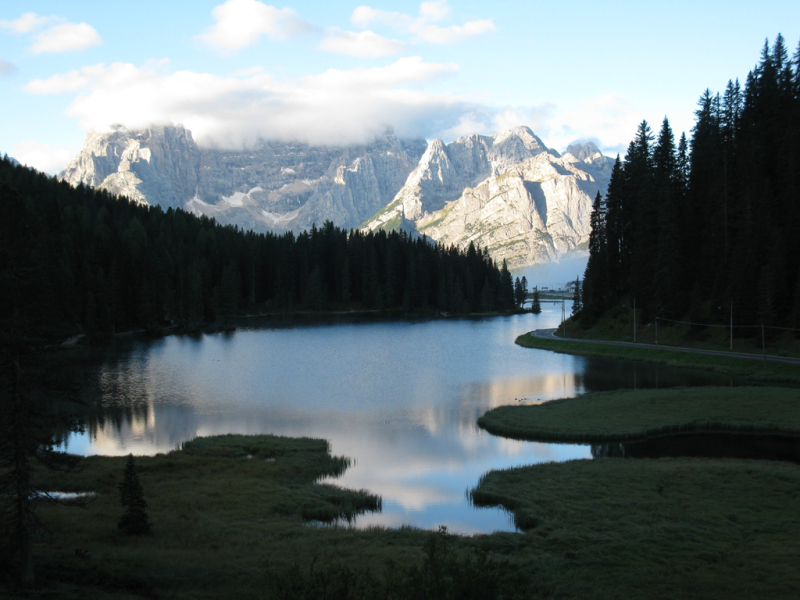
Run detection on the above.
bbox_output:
[59,123,610,268]
[59,124,427,232]
[59,124,200,208]
[361,130,611,268]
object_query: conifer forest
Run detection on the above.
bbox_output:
[581,35,800,334]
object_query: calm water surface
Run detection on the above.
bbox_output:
[65,306,741,534]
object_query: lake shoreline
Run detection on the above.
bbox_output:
[60,307,534,348]
[477,386,800,443]
[515,331,800,383]
[17,430,800,600]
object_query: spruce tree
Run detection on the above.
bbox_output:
[571,277,582,317]
[118,454,150,535]
[520,276,529,309]
[582,190,607,321]
[531,288,541,314]
[514,277,524,307]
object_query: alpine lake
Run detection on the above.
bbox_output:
[63,303,756,534]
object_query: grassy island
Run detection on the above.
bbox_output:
[470,386,800,599]
[478,386,800,442]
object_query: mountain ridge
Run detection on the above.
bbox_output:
[59,124,610,268]
[59,124,427,233]
[360,128,611,268]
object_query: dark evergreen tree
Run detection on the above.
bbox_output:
[582,191,607,323]
[531,288,541,314]
[498,260,515,310]
[514,277,524,307]
[604,157,624,295]
[580,35,800,336]
[652,117,682,316]
[118,454,150,535]
[571,277,582,317]
[520,276,529,309]
[0,181,83,583]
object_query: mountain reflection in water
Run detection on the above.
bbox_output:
[64,311,747,533]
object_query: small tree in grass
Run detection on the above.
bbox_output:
[118,454,150,535]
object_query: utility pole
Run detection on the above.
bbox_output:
[655,317,658,346]
[730,299,733,351]
[633,297,636,343]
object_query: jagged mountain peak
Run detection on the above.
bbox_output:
[361,128,612,268]
[491,126,546,150]
[59,122,428,233]
[565,141,602,161]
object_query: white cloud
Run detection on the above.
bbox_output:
[23,58,642,155]
[198,0,311,53]
[437,105,555,141]
[350,1,494,44]
[0,57,17,77]
[309,56,456,88]
[232,66,264,76]
[0,12,102,53]
[31,22,102,53]
[546,94,646,155]
[12,141,76,175]
[318,29,405,57]
[415,20,495,44]
[26,64,109,94]
[26,59,469,148]
[351,6,415,29]
[0,12,52,34]
[419,1,451,22]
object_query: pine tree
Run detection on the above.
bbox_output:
[520,276,529,309]
[514,277,524,307]
[582,190,607,321]
[498,260,514,310]
[531,288,541,314]
[652,117,682,316]
[571,276,582,317]
[118,454,150,535]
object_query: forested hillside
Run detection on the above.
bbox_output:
[582,35,800,333]
[0,157,514,340]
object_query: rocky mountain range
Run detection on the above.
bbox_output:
[59,124,427,234]
[361,128,612,267]
[59,124,611,268]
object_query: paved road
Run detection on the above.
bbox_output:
[532,328,800,366]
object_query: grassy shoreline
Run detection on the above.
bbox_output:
[469,457,800,599]
[4,429,799,599]
[516,332,800,383]
[478,386,800,443]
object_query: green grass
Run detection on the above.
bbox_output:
[516,332,800,383]
[478,386,800,443]
[4,431,800,599]
[12,435,391,599]
[469,457,800,599]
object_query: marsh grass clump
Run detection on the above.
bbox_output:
[263,526,513,600]
[298,484,381,523]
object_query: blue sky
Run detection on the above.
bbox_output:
[2,0,798,174]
